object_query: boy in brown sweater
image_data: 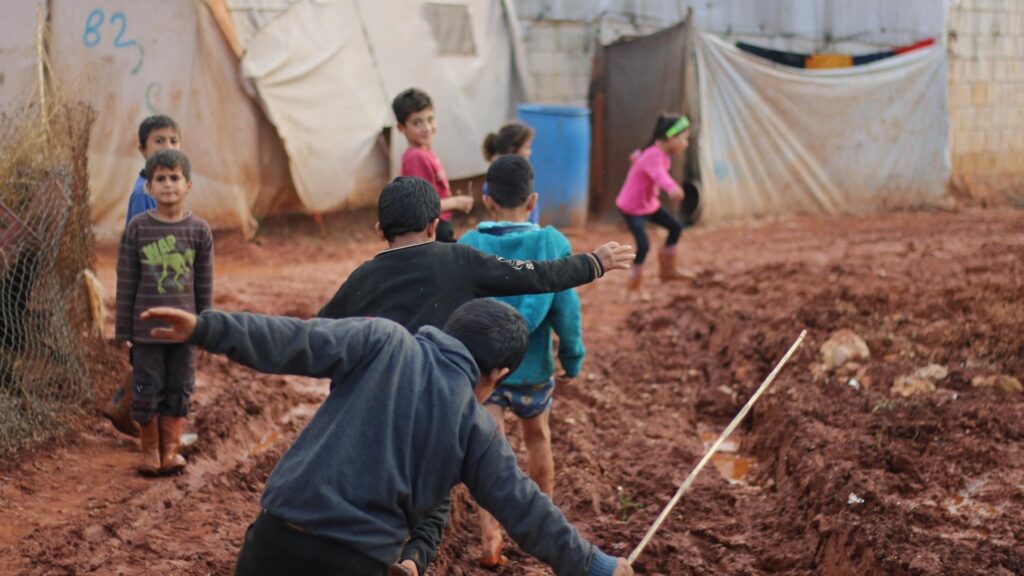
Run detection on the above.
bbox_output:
[115,150,213,476]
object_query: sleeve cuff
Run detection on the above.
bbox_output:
[587,550,618,576]
[560,356,584,378]
[186,312,210,346]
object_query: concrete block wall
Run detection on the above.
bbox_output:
[522,20,595,106]
[947,0,1024,199]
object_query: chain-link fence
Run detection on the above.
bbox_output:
[0,98,103,455]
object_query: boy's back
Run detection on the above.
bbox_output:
[317,240,597,333]
[459,223,584,383]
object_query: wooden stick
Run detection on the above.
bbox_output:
[36,4,48,129]
[628,330,807,565]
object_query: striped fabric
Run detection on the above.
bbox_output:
[115,212,213,343]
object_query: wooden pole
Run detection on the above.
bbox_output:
[628,330,807,565]
[35,3,50,142]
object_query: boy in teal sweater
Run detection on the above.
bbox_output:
[458,155,585,566]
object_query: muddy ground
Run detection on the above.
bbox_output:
[0,207,1021,575]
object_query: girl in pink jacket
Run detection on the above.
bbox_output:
[615,114,691,293]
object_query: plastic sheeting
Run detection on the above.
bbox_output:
[235,0,531,214]
[695,33,949,223]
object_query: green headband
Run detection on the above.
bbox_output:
[665,116,691,137]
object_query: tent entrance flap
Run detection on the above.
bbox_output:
[589,17,695,218]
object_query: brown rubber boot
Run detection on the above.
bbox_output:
[158,416,187,475]
[137,418,162,477]
[658,246,692,282]
[100,372,139,437]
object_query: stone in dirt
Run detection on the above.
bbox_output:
[820,330,870,370]
[891,375,936,397]
[912,364,948,382]
[970,374,1023,394]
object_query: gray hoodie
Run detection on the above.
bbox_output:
[188,310,617,576]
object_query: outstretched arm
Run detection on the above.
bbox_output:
[142,308,386,381]
[462,423,629,576]
[468,242,634,298]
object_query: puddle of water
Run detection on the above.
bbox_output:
[699,428,756,483]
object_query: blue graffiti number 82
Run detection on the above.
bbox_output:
[83,9,144,74]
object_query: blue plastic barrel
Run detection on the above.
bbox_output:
[516,104,590,229]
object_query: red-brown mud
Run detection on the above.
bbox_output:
[0,208,1021,575]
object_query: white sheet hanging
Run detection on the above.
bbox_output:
[695,32,950,223]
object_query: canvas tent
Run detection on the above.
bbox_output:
[0,1,296,239]
[0,0,530,237]
[590,21,949,224]
[218,0,531,216]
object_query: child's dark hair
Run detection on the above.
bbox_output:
[482,122,534,161]
[645,113,687,147]
[485,155,534,209]
[145,149,191,182]
[444,299,528,376]
[377,177,440,242]
[138,115,180,148]
[392,88,433,125]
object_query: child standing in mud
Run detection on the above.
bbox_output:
[115,149,213,477]
[616,114,692,296]
[102,115,185,437]
[459,155,584,567]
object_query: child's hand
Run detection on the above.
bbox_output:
[668,185,684,200]
[140,307,198,342]
[593,241,636,273]
[453,195,474,213]
[612,558,635,575]
[389,560,418,576]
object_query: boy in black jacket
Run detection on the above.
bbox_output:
[141,301,633,576]
[317,176,633,332]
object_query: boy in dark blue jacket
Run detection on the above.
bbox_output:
[459,155,585,565]
[140,300,633,576]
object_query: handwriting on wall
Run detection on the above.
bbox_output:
[83,9,144,74]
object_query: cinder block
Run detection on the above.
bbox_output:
[965,107,979,129]
[556,24,588,53]
[514,0,544,21]
[968,131,984,153]
[978,11,995,35]
[951,83,971,105]
[992,105,1011,126]
[973,82,989,105]
[526,25,559,53]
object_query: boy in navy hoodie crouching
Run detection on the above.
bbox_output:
[141,300,633,576]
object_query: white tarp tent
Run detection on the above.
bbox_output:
[0,1,296,239]
[695,32,950,223]
[228,0,531,212]
[0,0,529,237]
